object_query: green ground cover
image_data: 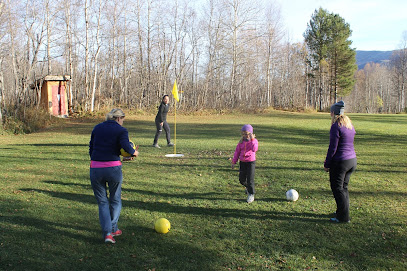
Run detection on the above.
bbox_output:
[1,111,406,270]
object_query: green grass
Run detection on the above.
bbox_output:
[1,111,406,270]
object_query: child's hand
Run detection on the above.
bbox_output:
[231,163,235,169]
[250,133,256,140]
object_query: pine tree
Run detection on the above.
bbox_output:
[304,8,357,108]
[304,8,331,110]
[328,14,357,101]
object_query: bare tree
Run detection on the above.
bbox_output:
[391,31,407,112]
[90,0,102,112]
[261,1,283,107]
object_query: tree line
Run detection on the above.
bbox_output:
[0,0,406,126]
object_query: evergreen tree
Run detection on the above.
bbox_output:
[303,8,331,110]
[328,14,357,101]
[304,8,357,108]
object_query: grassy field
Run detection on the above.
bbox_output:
[1,110,406,270]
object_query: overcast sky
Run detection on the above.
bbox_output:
[275,0,407,51]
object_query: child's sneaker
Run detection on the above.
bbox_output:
[104,234,116,243]
[247,194,254,203]
[112,229,122,236]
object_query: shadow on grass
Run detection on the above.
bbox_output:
[350,114,407,124]
[2,213,223,270]
[22,143,89,147]
[39,179,407,200]
[2,214,98,243]
[21,188,328,223]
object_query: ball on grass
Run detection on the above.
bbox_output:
[154,218,171,234]
[120,140,135,157]
[286,189,299,201]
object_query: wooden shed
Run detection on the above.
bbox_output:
[39,75,70,118]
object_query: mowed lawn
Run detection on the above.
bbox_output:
[0,111,406,271]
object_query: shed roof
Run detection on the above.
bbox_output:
[43,75,71,81]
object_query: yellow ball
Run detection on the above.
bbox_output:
[154,218,171,234]
[120,140,135,157]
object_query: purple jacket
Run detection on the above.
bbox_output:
[324,122,356,168]
[232,138,258,164]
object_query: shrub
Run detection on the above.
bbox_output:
[2,107,60,134]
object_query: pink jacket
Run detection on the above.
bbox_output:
[232,138,258,164]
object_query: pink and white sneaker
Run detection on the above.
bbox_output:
[111,229,122,237]
[104,234,116,243]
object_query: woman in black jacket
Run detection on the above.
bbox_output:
[153,95,174,148]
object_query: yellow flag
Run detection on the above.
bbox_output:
[172,80,179,102]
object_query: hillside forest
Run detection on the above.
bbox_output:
[0,0,406,126]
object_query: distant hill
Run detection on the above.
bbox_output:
[356,50,393,69]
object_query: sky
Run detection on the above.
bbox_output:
[275,0,407,51]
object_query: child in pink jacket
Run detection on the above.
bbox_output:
[231,124,259,203]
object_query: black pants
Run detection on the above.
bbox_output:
[239,161,255,195]
[329,158,357,222]
[153,119,171,145]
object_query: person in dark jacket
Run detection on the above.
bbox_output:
[89,108,139,243]
[153,95,174,148]
[324,101,357,223]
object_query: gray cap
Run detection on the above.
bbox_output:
[331,101,345,115]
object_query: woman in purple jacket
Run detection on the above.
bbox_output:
[89,108,139,243]
[324,101,357,223]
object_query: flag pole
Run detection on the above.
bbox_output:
[165,79,183,158]
[174,100,176,154]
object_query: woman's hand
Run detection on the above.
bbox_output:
[324,167,329,172]
[122,156,134,161]
[160,122,164,126]
[231,163,235,169]
[133,150,139,157]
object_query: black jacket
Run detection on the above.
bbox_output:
[155,103,169,123]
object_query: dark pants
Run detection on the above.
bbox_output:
[329,158,357,222]
[239,161,256,195]
[153,119,171,145]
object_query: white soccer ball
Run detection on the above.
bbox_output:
[286,189,299,201]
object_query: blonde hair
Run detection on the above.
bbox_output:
[106,108,125,121]
[332,114,353,129]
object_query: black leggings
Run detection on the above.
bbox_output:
[329,158,357,222]
[153,119,171,145]
[239,161,255,195]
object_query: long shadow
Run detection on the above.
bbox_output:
[17,117,407,152]
[350,114,407,124]
[20,143,88,147]
[43,180,92,189]
[2,215,98,243]
[20,188,330,222]
[2,212,223,270]
[0,154,89,162]
[41,179,407,199]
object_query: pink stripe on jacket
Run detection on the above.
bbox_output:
[232,138,258,164]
